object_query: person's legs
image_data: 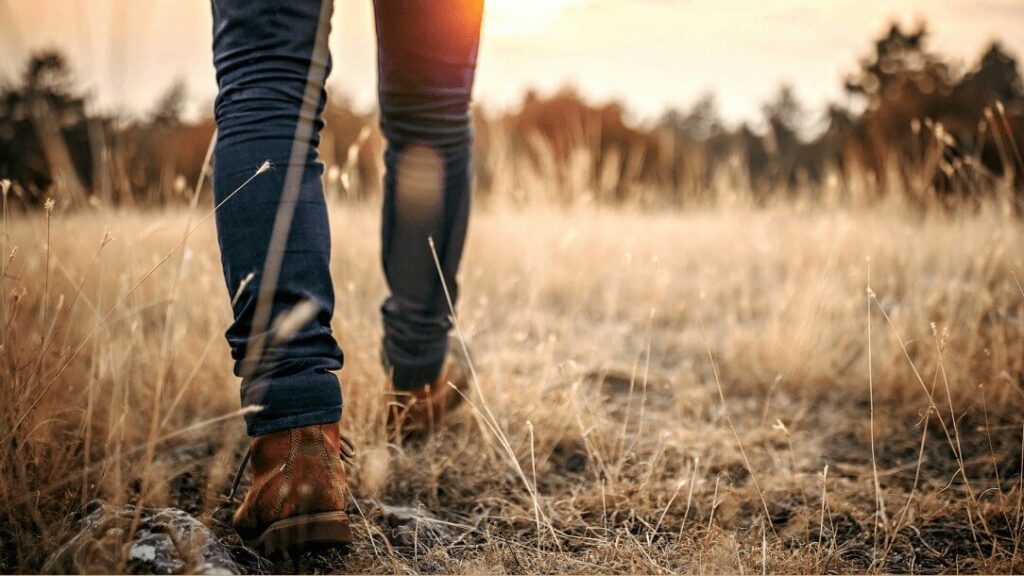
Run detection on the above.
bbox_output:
[374,0,484,390]
[212,0,342,437]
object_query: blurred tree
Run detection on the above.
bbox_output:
[761,84,805,143]
[839,23,1024,195]
[958,42,1024,105]
[149,80,188,128]
[845,24,954,109]
[0,50,93,200]
[758,85,806,188]
[661,93,722,142]
[508,87,668,202]
[2,28,1022,208]
[24,51,77,98]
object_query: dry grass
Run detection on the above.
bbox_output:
[3,192,1024,573]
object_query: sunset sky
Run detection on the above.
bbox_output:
[3,0,1023,124]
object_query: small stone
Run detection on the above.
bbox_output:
[43,501,238,575]
[375,503,453,550]
[128,533,184,575]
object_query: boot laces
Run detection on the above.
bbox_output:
[228,432,356,501]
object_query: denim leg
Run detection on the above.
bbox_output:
[374,0,484,390]
[211,0,343,436]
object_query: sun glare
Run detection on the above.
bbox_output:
[485,0,583,36]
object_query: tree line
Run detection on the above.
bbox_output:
[1,23,1022,209]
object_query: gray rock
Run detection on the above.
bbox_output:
[375,503,454,549]
[43,500,238,575]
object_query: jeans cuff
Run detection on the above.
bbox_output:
[245,405,341,437]
[389,358,446,391]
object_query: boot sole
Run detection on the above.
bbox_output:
[246,510,353,556]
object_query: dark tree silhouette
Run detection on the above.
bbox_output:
[0,50,94,200]
[2,26,1023,208]
[150,80,188,128]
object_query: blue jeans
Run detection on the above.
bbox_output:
[211,0,483,436]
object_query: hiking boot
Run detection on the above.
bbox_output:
[387,346,471,437]
[229,423,355,555]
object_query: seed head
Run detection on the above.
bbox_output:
[271,299,319,344]
[44,197,55,216]
[772,419,790,435]
[231,272,255,306]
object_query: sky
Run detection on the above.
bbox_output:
[2,0,1024,125]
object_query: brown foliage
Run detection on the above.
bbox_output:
[1,24,1022,208]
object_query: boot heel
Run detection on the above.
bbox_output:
[252,510,353,555]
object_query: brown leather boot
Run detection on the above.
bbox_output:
[387,347,471,437]
[229,423,355,555]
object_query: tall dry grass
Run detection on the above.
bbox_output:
[3,172,1024,572]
